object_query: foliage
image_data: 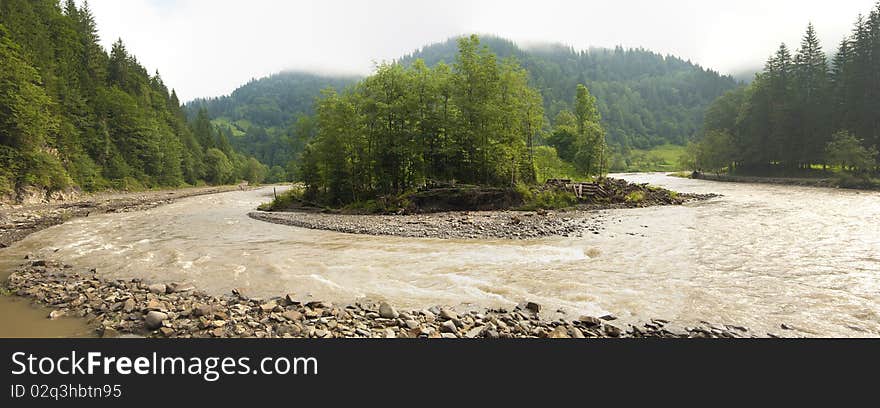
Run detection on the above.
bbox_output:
[185,36,739,179]
[204,148,233,185]
[610,144,688,172]
[545,86,608,176]
[300,36,559,206]
[533,146,579,182]
[401,36,740,151]
[517,184,579,211]
[258,187,306,211]
[0,1,266,197]
[187,73,358,170]
[624,190,646,203]
[690,129,735,173]
[694,7,880,177]
[825,131,878,172]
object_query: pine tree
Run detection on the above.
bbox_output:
[766,43,795,166]
[831,39,853,132]
[793,23,830,166]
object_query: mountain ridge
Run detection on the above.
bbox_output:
[185,35,740,170]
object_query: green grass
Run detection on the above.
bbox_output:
[211,117,248,137]
[624,190,646,203]
[516,184,579,211]
[614,144,688,172]
[258,187,306,211]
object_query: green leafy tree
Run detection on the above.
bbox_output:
[825,131,878,172]
[204,148,233,185]
[572,84,607,177]
[300,35,550,205]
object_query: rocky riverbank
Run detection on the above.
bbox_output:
[692,172,840,187]
[249,194,716,240]
[0,185,248,248]
[4,258,767,339]
[250,210,608,239]
[692,172,880,190]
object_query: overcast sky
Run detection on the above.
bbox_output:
[84,0,878,101]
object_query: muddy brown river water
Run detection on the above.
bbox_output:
[1,173,879,337]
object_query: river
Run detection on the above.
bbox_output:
[1,173,878,337]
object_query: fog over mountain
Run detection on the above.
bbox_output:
[84,0,872,100]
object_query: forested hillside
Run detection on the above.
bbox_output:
[691,2,880,180]
[400,36,739,150]
[186,73,358,173]
[186,36,738,176]
[0,0,266,202]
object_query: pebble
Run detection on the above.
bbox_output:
[282,310,303,321]
[525,302,541,314]
[379,302,398,319]
[144,311,167,330]
[439,309,458,321]
[7,259,763,339]
[440,320,458,334]
[123,298,136,313]
[148,283,167,294]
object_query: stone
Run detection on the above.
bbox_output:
[146,299,165,311]
[101,327,120,338]
[277,324,303,337]
[285,293,298,304]
[167,282,195,293]
[525,302,541,314]
[282,310,303,321]
[570,327,585,338]
[32,260,61,268]
[441,333,457,339]
[603,324,621,337]
[232,288,248,299]
[378,302,398,319]
[600,314,618,321]
[192,304,213,317]
[548,326,570,338]
[159,327,175,337]
[48,310,65,320]
[441,320,458,334]
[260,301,278,312]
[465,326,484,338]
[123,298,136,313]
[439,308,458,321]
[403,320,420,329]
[355,328,371,337]
[148,283,167,294]
[578,316,602,327]
[304,309,320,319]
[144,311,168,330]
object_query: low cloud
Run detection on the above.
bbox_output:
[85,0,875,100]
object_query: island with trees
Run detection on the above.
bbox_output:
[253,36,711,239]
